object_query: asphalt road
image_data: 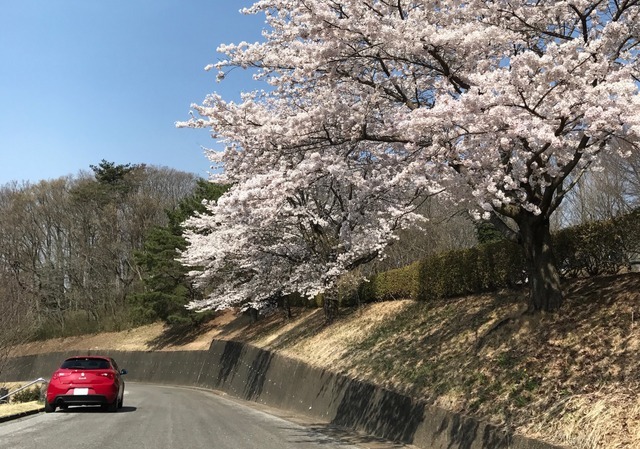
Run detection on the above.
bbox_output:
[0,383,411,449]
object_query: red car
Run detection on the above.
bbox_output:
[45,356,127,413]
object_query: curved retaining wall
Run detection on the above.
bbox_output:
[1,340,562,449]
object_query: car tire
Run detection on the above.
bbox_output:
[105,398,118,413]
[44,402,56,413]
[118,394,123,409]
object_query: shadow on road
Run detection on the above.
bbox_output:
[59,406,137,414]
[282,422,414,448]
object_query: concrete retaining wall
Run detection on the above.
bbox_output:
[1,341,563,449]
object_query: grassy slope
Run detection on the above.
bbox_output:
[0,382,42,418]
[10,272,640,449]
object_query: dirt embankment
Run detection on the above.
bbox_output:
[9,272,640,449]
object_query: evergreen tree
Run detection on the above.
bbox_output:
[131,180,227,326]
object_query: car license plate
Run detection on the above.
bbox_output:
[74,388,89,395]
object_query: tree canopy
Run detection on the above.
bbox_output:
[180,0,640,313]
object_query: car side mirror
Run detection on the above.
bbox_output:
[120,369,128,375]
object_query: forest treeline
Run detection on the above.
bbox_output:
[0,162,228,351]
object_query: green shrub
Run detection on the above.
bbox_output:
[356,209,640,304]
[355,261,420,302]
[11,385,43,403]
[416,240,526,301]
[554,211,639,277]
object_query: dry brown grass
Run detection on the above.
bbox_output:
[0,382,43,418]
[240,273,640,449]
[9,272,640,448]
[523,387,640,449]
[0,401,42,418]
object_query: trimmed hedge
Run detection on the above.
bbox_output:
[417,241,527,301]
[356,209,640,303]
[355,240,526,303]
[358,260,422,302]
[554,210,640,277]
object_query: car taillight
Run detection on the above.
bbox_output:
[51,373,59,380]
[100,372,114,379]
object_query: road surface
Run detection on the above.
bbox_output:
[0,383,411,449]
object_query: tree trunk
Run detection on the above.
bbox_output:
[322,293,338,324]
[517,214,563,312]
[282,296,292,320]
[247,307,258,323]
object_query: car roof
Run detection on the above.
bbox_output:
[64,356,111,361]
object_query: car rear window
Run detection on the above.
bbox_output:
[60,358,111,370]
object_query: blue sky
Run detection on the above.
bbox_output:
[0,0,264,185]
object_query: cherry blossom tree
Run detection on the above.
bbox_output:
[180,0,640,313]
[180,141,437,315]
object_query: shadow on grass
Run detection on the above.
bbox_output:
[242,308,328,351]
[147,323,210,350]
[146,313,253,350]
